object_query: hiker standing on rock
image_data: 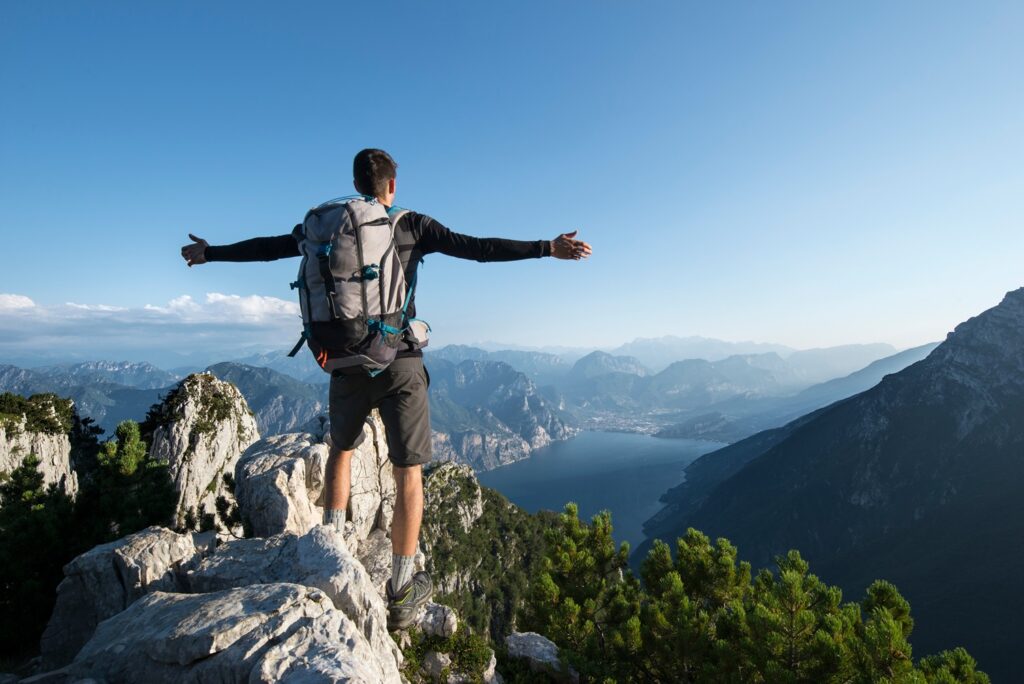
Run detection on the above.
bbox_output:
[181,148,591,630]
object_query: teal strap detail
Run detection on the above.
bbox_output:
[367,319,404,336]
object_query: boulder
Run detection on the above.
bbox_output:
[418,602,458,639]
[65,584,400,683]
[422,651,452,681]
[234,432,325,537]
[39,526,209,670]
[506,631,578,683]
[185,525,401,673]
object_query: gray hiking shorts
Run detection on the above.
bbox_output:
[329,355,432,468]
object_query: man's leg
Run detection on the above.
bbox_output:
[323,444,354,531]
[324,371,371,532]
[376,358,433,629]
[391,464,422,555]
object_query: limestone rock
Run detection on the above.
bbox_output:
[147,373,259,530]
[185,525,401,673]
[252,609,394,683]
[506,632,578,683]
[418,602,458,639]
[422,651,452,681]
[421,462,485,595]
[236,412,393,542]
[65,584,400,683]
[234,432,325,537]
[424,462,483,534]
[0,415,76,498]
[39,526,207,670]
[356,528,394,593]
[346,412,396,538]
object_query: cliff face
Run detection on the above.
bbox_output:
[0,394,77,498]
[639,287,1024,677]
[146,373,260,530]
[428,358,577,470]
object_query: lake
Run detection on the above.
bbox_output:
[477,431,724,551]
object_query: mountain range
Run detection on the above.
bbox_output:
[639,288,1024,681]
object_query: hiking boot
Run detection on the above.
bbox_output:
[386,571,432,631]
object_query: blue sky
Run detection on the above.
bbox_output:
[1,1,1022,365]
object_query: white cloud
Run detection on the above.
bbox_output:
[66,302,128,312]
[0,294,35,310]
[0,293,303,367]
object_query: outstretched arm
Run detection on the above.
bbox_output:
[416,215,592,262]
[180,226,302,266]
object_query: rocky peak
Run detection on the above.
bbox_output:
[145,373,260,530]
[28,416,533,682]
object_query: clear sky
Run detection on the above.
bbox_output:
[1,1,1022,365]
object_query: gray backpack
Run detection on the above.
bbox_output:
[286,195,420,375]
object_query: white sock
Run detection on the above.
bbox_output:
[323,508,345,533]
[390,554,416,594]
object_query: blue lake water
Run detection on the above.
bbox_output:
[477,432,724,551]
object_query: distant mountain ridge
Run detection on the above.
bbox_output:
[639,288,1024,680]
[654,343,940,442]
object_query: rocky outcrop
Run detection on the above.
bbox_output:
[28,417,550,683]
[233,412,394,541]
[0,396,77,498]
[421,463,486,596]
[67,584,396,683]
[424,462,483,535]
[0,417,76,497]
[147,373,260,530]
[39,526,215,670]
[36,525,402,682]
[234,432,327,538]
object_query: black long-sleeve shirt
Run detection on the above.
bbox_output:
[205,210,552,356]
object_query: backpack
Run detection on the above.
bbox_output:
[286,195,424,375]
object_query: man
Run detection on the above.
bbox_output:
[181,148,591,630]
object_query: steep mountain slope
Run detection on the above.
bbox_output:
[641,288,1024,679]
[427,358,577,470]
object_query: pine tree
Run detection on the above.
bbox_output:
[0,454,76,655]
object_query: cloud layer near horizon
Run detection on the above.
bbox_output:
[0,293,302,368]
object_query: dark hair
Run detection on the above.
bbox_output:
[353,148,398,198]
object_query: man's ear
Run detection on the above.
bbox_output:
[353,179,360,193]
[388,177,396,195]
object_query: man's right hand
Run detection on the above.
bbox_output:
[181,234,209,267]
